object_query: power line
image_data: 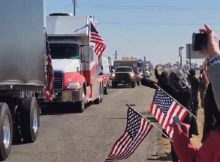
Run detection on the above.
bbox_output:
[98,22,220,26]
[63,4,220,11]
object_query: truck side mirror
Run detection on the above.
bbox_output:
[79,46,85,62]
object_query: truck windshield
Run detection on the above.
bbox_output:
[50,43,79,59]
[115,67,132,72]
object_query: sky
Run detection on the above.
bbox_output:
[45,0,220,66]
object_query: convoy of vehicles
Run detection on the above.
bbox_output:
[0,0,44,160]
[45,14,106,112]
[0,0,153,160]
[113,58,145,85]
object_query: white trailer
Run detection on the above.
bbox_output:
[0,0,45,160]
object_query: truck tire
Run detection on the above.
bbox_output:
[0,103,12,161]
[94,86,103,104]
[104,84,109,95]
[20,97,40,143]
[131,81,136,88]
[76,100,85,113]
[112,82,117,88]
[100,86,104,103]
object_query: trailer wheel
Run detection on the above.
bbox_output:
[20,97,40,143]
[0,103,12,161]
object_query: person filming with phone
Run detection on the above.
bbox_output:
[171,24,220,162]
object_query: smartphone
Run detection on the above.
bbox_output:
[173,116,181,125]
[192,32,208,51]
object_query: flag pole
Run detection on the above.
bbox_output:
[126,104,173,143]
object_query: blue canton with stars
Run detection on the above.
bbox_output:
[154,88,173,115]
[127,108,142,139]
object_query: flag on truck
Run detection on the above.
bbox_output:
[105,107,153,161]
[90,23,106,58]
[150,87,188,138]
[44,34,55,101]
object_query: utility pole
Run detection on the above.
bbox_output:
[178,46,184,67]
[143,56,146,77]
[72,0,76,16]
[114,50,118,60]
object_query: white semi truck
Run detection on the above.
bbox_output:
[0,0,45,160]
[45,14,105,112]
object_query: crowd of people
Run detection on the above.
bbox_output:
[142,24,220,162]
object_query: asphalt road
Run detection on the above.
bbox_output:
[5,84,171,162]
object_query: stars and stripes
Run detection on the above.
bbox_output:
[44,34,55,101]
[105,108,153,161]
[150,87,188,138]
[90,23,106,58]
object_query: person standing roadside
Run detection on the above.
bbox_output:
[188,69,200,135]
[142,66,192,162]
[171,24,220,162]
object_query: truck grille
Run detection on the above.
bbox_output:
[115,73,131,81]
[54,71,63,90]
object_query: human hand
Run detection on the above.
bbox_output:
[170,122,190,138]
[200,24,220,57]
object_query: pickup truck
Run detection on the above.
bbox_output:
[111,66,138,88]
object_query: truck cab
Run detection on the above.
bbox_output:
[46,14,105,112]
[111,66,136,88]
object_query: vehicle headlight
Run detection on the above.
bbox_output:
[111,73,115,78]
[129,73,134,77]
[67,82,81,89]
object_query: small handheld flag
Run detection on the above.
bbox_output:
[150,87,188,138]
[105,107,153,161]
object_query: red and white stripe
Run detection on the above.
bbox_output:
[91,32,106,58]
[150,95,188,138]
[105,119,153,161]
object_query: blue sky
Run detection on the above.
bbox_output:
[46,0,220,65]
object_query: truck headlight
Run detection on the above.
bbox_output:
[129,73,134,77]
[67,82,81,89]
[111,73,115,78]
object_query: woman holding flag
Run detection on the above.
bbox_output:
[171,24,220,162]
[142,65,192,162]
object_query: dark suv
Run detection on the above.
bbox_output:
[111,66,136,88]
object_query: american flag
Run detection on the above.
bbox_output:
[150,87,188,138]
[90,23,106,58]
[105,107,153,161]
[44,34,54,101]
